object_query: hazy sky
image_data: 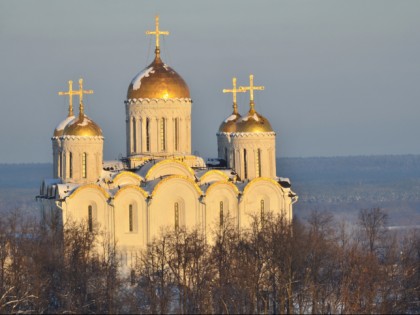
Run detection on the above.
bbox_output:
[1,0,420,163]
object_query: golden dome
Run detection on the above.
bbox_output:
[63,114,102,137]
[53,115,75,137]
[235,109,273,133]
[219,113,241,133]
[127,51,190,100]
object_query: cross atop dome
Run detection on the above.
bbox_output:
[74,78,94,117]
[146,15,169,56]
[223,77,245,114]
[240,74,265,114]
[58,80,76,117]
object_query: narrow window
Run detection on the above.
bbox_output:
[232,150,235,170]
[133,118,137,152]
[69,152,73,178]
[59,153,62,177]
[260,200,265,226]
[174,118,179,151]
[82,152,87,178]
[146,118,150,152]
[160,118,166,151]
[256,149,262,177]
[88,205,93,232]
[129,204,133,232]
[174,202,179,231]
[244,149,248,179]
[219,201,224,227]
[224,147,228,164]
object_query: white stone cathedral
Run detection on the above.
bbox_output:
[38,17,297,262]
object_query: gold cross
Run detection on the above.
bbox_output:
[240,74,264,113]
[75,78,94,116]
[223,77,245,114]
[240,74,264,103]
[58,80,76,117]
[145,16,169,48]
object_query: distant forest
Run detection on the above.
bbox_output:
[1,155,420,225]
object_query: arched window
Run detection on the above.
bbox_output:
[232,150,235,170]
[219,201,224,227]
[243,149,248,179]
[146,118,150,152]
[58,152,62,177]
[132,118,137,152]
[174,202,179,231]
[129,204,133,232]
[160,118,166,151]
[69,152,73,178]
[174,118,179,151]
[82,152,87,178]
[88,205,93,232]
[260,199,265,226]
[256,149,262,177]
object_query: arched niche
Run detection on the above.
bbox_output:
[149,176,202,239]
[113,185,148,249]
[112,171,143,188]
[145,159,195,181]
[241,178,287,228]
[65,184,110,233]
[205,181,239,235]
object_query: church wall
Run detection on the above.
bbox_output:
[148,177,201,240]
[204,183,239,237]
[64,187,110,235]
[113,188,148,250]
[241,179,285,228]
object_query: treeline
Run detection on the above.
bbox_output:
[0,209,419,314]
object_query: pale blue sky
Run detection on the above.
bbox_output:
[1,0,420,163]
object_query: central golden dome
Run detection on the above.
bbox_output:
[127,52,190,100]
[63,113,102,137]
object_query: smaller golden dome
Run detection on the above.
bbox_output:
[53,115,75,137]
[235,109,273,133]
[219,113,241,133]
[127,51,190,100]
[63,114,102,137]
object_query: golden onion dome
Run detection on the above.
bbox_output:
[219,112,241,133]
[63,114,102,137]
[235,109,273,133]
[127,51,190,100]
[53,115,75,137]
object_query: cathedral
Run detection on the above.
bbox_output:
[38,17,297,263]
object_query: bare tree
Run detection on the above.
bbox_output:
[358,207,388,254]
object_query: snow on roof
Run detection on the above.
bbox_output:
[131,66,155,90]
[77,116,93,127]
[55,115,75,131]
[135,159,162,178]
[142,178,161,194]
[224,114,238,123]
[278,177,291,184]
[103,160,125,171]
[239,113,259,122]
[56,183,80,199]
